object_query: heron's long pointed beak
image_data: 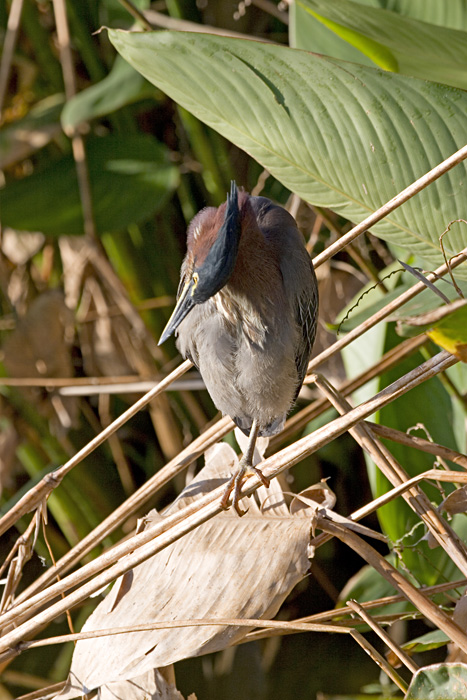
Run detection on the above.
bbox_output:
[158,279,195,345]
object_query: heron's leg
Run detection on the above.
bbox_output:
[220,419,270,516]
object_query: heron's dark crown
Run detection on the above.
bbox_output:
[186,181,244,303]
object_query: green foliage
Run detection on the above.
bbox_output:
[108,29,467,275]
[293,0,467,88]
[406,664,467,699]
[0,134,178,236]
[1,1,467,698]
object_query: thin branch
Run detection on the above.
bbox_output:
[312,144,467,268]
[350,629,409,693]
[313,373,467,578]
[245,577,467,643]
[18,617,351,652]
[318,516,467,656]
[0,351,456,653]
[308,246,467,372]
[0,0,25,121]
[367,421,467,469]
[145,8,275,41]
[118,0,155,30]
[347,599,419,674]
[52,0,97,239]
[0,360,193,538]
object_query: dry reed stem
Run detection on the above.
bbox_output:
[0,351,456,655]
[307,247,467,372]
[313,374,467,577]
[15,415,232,604]
[247,580,467,644]
[52,0,96,240]
[18,617,352,652]
[245,577,467,644]
[317,517,467,655]
[10,336,428,600]
[282,334,427,442]
[312,145,467,268]
[0,0,24,120]
[0,360,193,539]
[15,681,66,700]
[347,599,419,674]
[349,629,409,693]
[367,422,467,469]
[309,467,467,555]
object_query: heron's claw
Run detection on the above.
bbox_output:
[220,463,270,516]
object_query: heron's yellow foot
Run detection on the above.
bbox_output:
[220,462,270,516]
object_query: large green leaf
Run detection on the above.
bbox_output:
[61,56,156,130]
[292,0,467,89]
[385,0,467,31]
[0,134,179,236]
[108,30,467,275]
[290,0,378,66]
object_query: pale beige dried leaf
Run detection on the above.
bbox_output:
[60,443,312,697]
[59,236,92,310]
[99,668,186,700]
[1,229,45,264]
[290,481,336,516]
[77,276,135,379]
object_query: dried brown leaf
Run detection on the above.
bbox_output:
[440,486,467,517]
[59,443,312,697]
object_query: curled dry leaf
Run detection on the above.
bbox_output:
[59,443,313,698]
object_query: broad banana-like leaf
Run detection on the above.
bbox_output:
[108,30,467,276]
[292,0,467,89]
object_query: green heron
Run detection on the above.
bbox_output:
[159,182,318,515]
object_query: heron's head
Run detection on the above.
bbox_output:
[159,181,242,345]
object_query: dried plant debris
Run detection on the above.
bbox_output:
[2,290,77,431]
[98,668,187,700]
[59,443,313,698]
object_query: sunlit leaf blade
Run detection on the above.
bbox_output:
[290,0,378,66]
[402,629,450,654]
[0,135,179,236]
[108,30,467,275]
[395,298,467,359]
[426,301,467,362]
[383,0,467,31]
[293,0,467,89]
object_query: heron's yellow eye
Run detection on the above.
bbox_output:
[191,272,199,296]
